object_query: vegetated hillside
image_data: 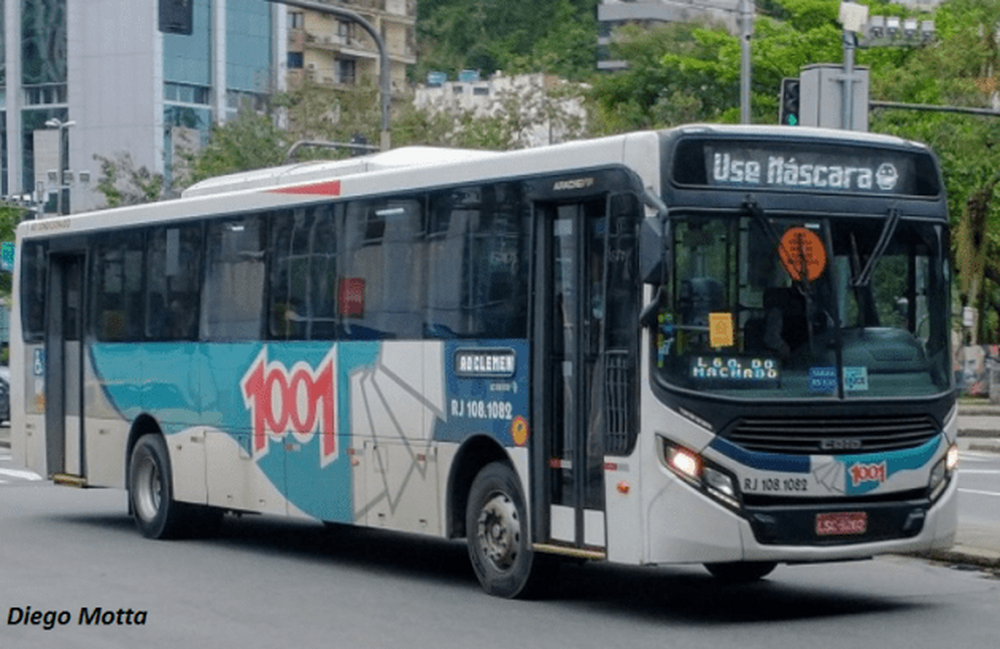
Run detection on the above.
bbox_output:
[415,0,600,81]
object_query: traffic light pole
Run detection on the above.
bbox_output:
[842,30,855,130]
[739,0,754,124]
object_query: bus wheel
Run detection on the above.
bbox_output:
[129,434,188,539]
[704,561,777,583]
[466,462,554,598]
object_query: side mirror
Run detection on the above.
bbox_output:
[640,189,669,284]
[640,216,668,284]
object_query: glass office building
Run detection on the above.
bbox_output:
[1,0,285,213]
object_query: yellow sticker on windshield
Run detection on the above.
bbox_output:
[709,312,734,348]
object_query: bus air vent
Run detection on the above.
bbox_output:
[722,415,938,455]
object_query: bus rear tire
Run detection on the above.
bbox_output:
[466,462,555,598]
[704,561,777,583]
[128,434,190,540]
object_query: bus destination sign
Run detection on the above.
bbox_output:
[706,146,913,194]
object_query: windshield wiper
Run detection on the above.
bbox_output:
[743,196,839,355]
[852,206,901,287]
[743,195,812,295]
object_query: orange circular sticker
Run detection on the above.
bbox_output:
[778,227,827,281]
[511,416,529,446]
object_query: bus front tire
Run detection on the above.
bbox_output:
[128,434,189,540]
[465,462,555,598]
[704,561,777,583]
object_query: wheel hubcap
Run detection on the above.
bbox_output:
[477,493,520,571]
[134,455,161,522]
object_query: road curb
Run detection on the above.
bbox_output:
[907,548,1000,573]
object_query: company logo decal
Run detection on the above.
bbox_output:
[850,461,887,488]
[241,347,338,466]
[454,348,517,378]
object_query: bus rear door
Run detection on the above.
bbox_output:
[44,253,86,485]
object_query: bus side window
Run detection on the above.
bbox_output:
[202,216,265,341]
[19,241,48,342]
[269,208,312,340]
[341,198,425,340]
[427,183,528,339]
[93,232,146,342]
[147,225,202,341]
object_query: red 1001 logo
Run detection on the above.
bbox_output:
[241,348,338,466]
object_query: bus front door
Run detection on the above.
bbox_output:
[535,199,609,553]
[44,254,86,483]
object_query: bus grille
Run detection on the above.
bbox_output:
[721,415,940,455]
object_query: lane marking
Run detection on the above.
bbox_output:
[959,469,1000,474]
[959,488,1000,497]
[0,467,42,481]
[958,453,997,462]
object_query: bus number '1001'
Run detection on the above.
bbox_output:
[451,399,513,420]
[241,348,338,466]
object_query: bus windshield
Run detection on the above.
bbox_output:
[651,211,951,400]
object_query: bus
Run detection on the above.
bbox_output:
[11,124,958,597]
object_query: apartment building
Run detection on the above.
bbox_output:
[285,0,416,97]
[597,0,741,71]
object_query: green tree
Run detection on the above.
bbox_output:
[587,1,843,133]
[182,109,288,186]
[416,0,599,82]
[0,204,26,301]
[867,0,1000,342]
[93,152,169,207]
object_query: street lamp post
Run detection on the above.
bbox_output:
[739,0,754,124]
[44,118,75,215]
[265,0,392,151]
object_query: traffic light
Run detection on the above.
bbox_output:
[779,78,800,126]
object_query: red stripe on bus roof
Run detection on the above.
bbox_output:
[268,180,342,196]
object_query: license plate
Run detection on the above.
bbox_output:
[815,511,867,537]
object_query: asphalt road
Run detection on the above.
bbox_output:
[2,447,1000,649]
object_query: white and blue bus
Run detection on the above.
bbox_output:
[12,124,958,597]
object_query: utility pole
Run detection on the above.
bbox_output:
[264,0,392,151]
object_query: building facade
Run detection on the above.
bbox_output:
[414,72,588,149]
[285,0,416,97]
[597,0,741,71]
[2,0,286,213]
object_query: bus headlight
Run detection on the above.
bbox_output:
[660,437,740,510]
[928,443,958,502]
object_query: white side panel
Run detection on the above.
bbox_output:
[205,431,287,516]
[168,428,208,504]
[84,420,129,489]
[551,504,575,543]
[584,509,606,548]
[354,342,443,535]
[603,449,643,563]
[20,415,46,476]
[645,476,745,564]
[367,440,440,535]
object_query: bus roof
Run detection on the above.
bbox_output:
[16,126,938,241]
[181,146,502,199]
